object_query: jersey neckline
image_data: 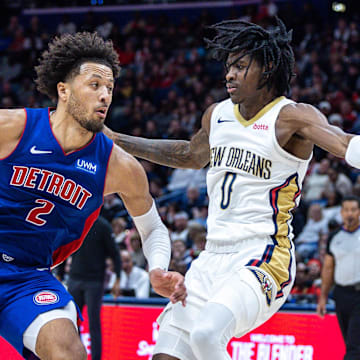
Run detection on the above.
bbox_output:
[47,107,96,156]
[233,96,285,127]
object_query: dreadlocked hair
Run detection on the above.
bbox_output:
[204,17,295,96]
[35,32,121,100]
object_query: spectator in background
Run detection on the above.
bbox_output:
[290,262,318,303]
[302,158,330,202]
[317,196,360,359]
[307,258,322,285]
[170,211,189,243]
[190,231,207,260]
[323,165,353,198]
[101,193,123,222]
[170,239,193,276]
[111,216,128,248]
[179,185,206,216]
[68,216,121,360]
[166,167,208,192]
[57,14,77,35]
[120,250,150,298]
[295,203,328,260]
[322,190,343,224]
[129,231,147,269]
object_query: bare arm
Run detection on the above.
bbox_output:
[104,145,153,216]
[317,254,335,317]
[278,103,353,158]
[0,109,26,158]
[103,103,216,169]
[105,146,187,304]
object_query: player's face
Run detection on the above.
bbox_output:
[341,200,360,230]
[66,62,114,133]
[225,52,263,104]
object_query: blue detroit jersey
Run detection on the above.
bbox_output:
[0,108,114,268]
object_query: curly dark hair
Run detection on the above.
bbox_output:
[35,32,121,100]
[204,17,295,96]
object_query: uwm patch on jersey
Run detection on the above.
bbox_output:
[248,268,273,306]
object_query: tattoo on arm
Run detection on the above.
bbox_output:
[110,129,210,169]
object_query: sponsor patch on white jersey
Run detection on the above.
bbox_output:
[33,291,59,305]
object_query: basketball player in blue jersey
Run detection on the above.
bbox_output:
[0,32,186,360]
[104,18,360,360]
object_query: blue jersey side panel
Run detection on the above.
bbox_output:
[0,108,113,267]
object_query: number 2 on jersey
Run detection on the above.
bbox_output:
[220,172,237,209]
[26,199,55,226]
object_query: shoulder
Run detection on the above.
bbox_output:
[0,108,27,134]
[0,109,27,155]
[279,102,327,124]
[326,228,342,255]
[202,102,219,134]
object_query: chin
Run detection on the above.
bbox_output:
[82,120,104,133]
[229,94,242,104]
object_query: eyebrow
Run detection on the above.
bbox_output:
[226,58,247,67]
[90,73,114,84]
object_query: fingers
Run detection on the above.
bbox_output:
[169,280,187,306]
[316,305,326,318]
[170,287,187,306]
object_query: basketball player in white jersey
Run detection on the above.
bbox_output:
[104,18,360,360]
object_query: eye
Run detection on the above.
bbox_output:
[91,82,98,88]
[107,86,113,92]
[236,64,244,70]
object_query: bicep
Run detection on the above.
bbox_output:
[322,254,335,274]
[118,167,153,217]
[289,104,352,158]
[298,121,352,158]
[187,103,216,169]
[106,147,153,217]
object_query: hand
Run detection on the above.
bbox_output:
[111,279,121,298]
[150,268,187,306]
[316,297,327,318]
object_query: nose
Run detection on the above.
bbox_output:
[99,86,111,104]
[225,66,236,82]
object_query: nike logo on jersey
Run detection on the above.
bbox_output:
[30,146,53,155]
[217,118,234,123]
[2,253,14,262]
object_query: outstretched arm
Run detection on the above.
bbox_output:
[278,103,353,158]
[103,103,216,169]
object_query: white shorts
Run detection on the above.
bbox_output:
[23,300,78,356]
[156,237,295,342]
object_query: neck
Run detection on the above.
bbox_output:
[238,91,277,120]
[344,223,359,232]
[50,106,94,154]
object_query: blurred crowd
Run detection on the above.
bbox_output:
[1,0,360,304]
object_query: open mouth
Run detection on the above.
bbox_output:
[227,87,237,94]
[96,108,107,117]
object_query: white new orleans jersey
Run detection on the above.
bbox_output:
[206,96,312,253]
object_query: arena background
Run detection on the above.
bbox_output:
[0,0,359,358]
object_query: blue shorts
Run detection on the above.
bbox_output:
[0,261,77,359]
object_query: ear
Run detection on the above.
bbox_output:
[57,82,69,102]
